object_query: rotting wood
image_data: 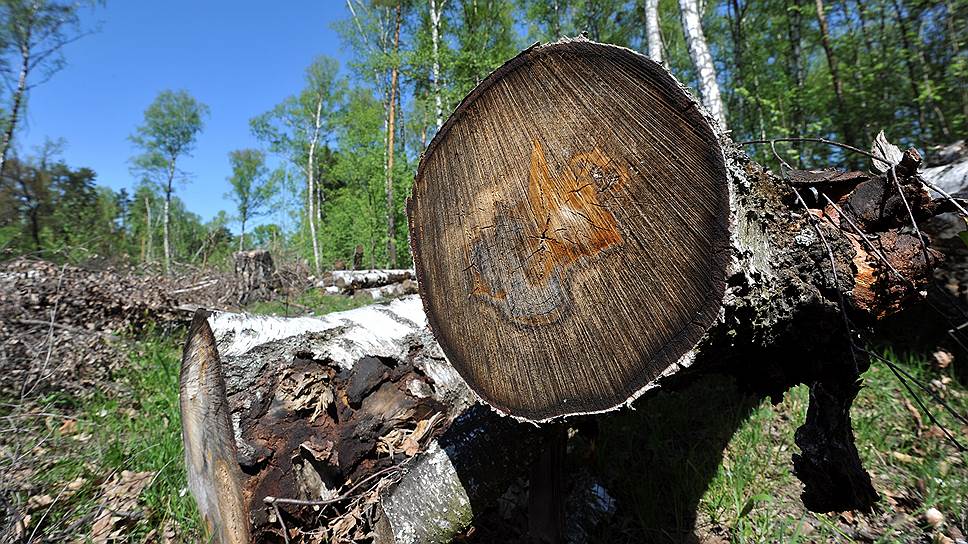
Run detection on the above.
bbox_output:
[181,39,955,544]
[181,299,619,544]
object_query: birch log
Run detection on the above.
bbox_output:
[182,39,951,543]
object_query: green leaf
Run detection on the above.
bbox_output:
[738,493,772,519]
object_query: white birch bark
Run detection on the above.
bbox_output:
[678,0,727,129]
[430,0,446,129]
[306,96,324,273]
[645,0,663,65]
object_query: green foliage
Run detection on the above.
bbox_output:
[129,90,209,190]
[225,148,276,251]
[4,0,966,271]
[14,332,201,540]
[246,287,373,316]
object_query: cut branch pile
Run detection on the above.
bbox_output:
[0,258,236,396]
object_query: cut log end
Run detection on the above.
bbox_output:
[408,39,731,421]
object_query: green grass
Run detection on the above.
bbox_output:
[592,349,967,543]
[246,288,373,316]
[5,328,964,542]
[3,331,200,542]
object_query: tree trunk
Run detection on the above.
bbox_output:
[182,40,948,544]
[163,164,175,275]
[429,0,445,129]
[788,0,805,165]
[678,0,726,128]
[144,195,153,264]
[233,250,277,305]
[323,268,415,291]
[385,1,403,269]
[307,96,324,274]
[815,0,856,148]
[645,0,663,64]
[239,217,246,252]
[0,35,30,178]
[890,0,928,142]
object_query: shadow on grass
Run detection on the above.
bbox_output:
[590,372,761,543]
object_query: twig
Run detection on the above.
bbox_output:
[15,319,120,342]
[21,264,67,401]
[918,176,968,218]
[741,136,883,163]
[872,351,965,452]
[271,501,290,544]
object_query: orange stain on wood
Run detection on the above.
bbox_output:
[469,140,627,319]
[523,141,626,283]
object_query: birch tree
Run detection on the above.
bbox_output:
[0,0,95,177]
[384,0,403,268]
[645,0,663,64]
[225,149,275,252]
[251,57,342,273]
[429,0,446,128]
[130,90,208,275]
[678,0,726,129]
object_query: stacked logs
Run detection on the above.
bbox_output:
[180,39,953,543]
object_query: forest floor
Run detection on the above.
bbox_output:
[0,260,965,543]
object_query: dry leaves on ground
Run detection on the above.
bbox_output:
[89,470,154,543]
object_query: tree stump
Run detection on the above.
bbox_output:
[234,250,277,305]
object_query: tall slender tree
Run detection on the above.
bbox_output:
[645,0,663,64]
[788,0,805,164]
[814,0,856,147]
[130,90,208,274]
[0,0,96,177]
[678,0,726,128]
[429,0,446,128]
[384,0,403,268]
[251,56,343,273]
[225,149,275,251]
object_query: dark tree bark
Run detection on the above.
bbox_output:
[234,250,277,305]
[814,0,857,149]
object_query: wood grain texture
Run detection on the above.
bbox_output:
[408,39,731,421]
[180,309,251,544]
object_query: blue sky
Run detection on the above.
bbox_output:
[19,2,353,229]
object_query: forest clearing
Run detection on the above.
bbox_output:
[1,1,966,543]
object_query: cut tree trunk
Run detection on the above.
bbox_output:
[321,269,416,291]
[182,40,950,543]
[234,250,277,305]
